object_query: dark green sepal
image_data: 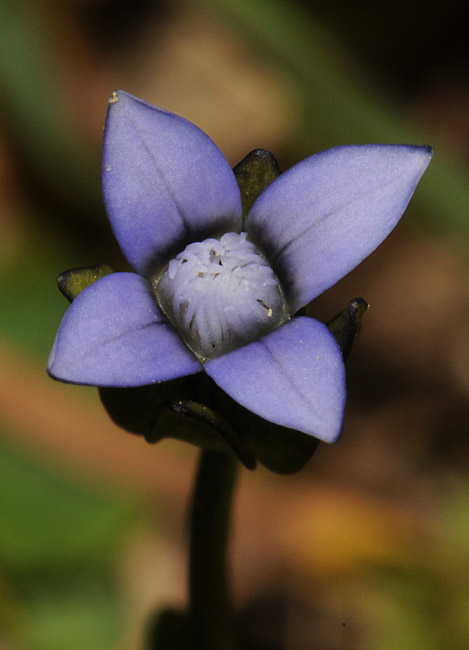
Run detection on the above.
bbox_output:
[170,399,256,470]
[225,298,369,473]
[99,378,190,437]
[327,297,369,361]
[100,299,369,475]
[57,263,114,302]
[99,376,217,446]
[241,410,320,474]
[233,149,281,220]
[98,376,256,469]
[208,383,319,475]
[99,371,315,474]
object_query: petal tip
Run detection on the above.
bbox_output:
[106,89,134,111]
[421,144,433,156]
[389,143,433,173]
[322,423,343,444]
[419,145,434,171]
[409,143,433,166]
[106,89,172,120]
[108,90,120,105]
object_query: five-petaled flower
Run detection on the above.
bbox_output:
[48,91,432,443]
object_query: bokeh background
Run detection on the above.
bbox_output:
[0,0,468,648]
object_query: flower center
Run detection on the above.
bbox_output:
[154,232,289,361]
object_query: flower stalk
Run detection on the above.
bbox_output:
[189,450,238,650]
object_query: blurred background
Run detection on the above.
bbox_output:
[0,0,468,648]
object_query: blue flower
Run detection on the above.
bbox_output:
[48,90,432,443]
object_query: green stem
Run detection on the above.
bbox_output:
[188,449,238,650]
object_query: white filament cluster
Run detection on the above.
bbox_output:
[155,232,289,360]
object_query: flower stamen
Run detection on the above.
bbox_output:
[155,232,289,361]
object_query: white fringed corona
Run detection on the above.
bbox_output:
[155,232,289,360]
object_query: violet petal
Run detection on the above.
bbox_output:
[48,272,202,386]
[246,144,432,313]
[205,317,346,442]
[102,91,242,275]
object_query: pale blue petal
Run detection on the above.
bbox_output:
[48,273,201,386]
[102,91,242,275]
[205,317,346,442]
[246,145,432,313]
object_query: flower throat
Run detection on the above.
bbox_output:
[155,232,289,361]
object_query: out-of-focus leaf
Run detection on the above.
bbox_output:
[0,439,136,569]
[0,231,86,356]
[0,436,140,650]
[0,0,101,214]
[19,578,122,650]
